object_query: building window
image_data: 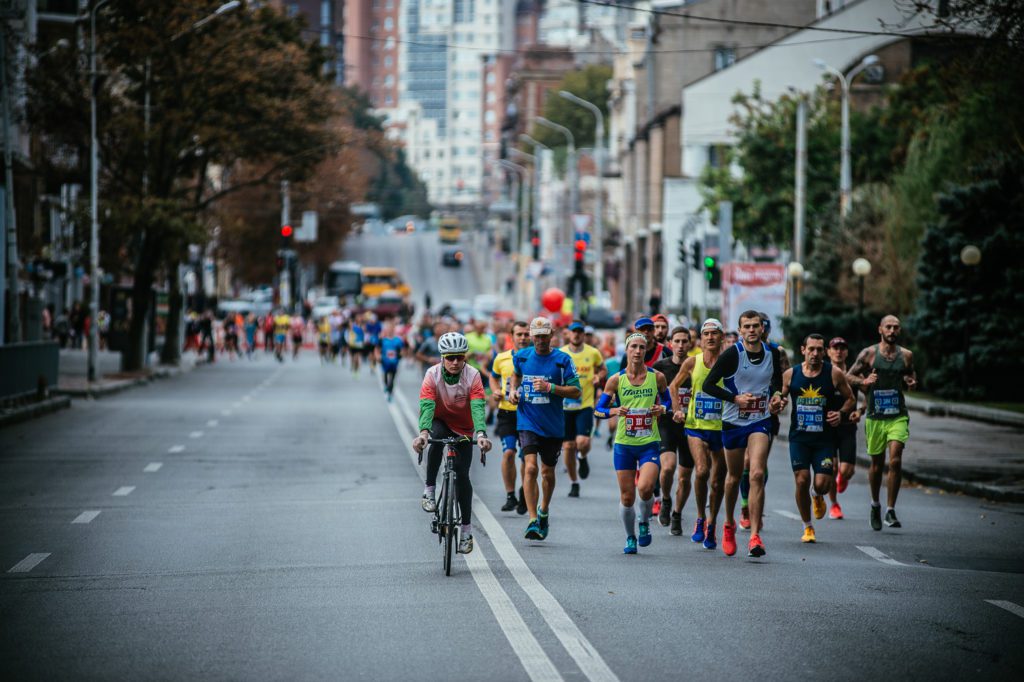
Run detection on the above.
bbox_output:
[713,46,736,71]
[384,56,392,68]
[385,95,393,106]
[385,37,395,50]
[384,17,393,31]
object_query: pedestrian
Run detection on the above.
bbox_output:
[648,288,662,315]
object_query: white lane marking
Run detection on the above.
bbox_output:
[8,553,50,573]
[72,510,101,524]
[206,419,219,427]
[189,431,204,439]
[112,486,135,497]
[242,396,251,402]
[773,509,802,521]
[168,445,185,454]
[387,397,564,682]
[391,390,617,682]
[986,600,1024,619]
[856,545,905,567]
[221,409,231,416]
[144,462,163,473]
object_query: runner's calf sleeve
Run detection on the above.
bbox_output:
[740,469,750,502]
[620,503,637,537]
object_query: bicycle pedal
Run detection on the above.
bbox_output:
[430,520,438,534]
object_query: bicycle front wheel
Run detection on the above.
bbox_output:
[443,473,458,576]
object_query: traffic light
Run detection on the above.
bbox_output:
[280,224,293,248]
[574,238,587,262]
[678,239,687,264]
[704,255,721,289]
[691,242,703,270]
[530,229,540,260]
[275,251,285,272]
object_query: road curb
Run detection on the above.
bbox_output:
[905,396,1024,428]
[55,360,197,400]
[0,395,72,429]
[853,453,1024,503]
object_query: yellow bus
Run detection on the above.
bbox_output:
[360,266,411,298]
[439,216,461,243]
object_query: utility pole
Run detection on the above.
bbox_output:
[1,22,21,344]
[794,96,807,266]
[280,179,291,309]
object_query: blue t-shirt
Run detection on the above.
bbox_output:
[366,321,382,345]
[513,347,580,438]
[379,336,404,369]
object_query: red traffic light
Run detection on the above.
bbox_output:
[574,251,584,262]
[531,236,540,247]
[281,224,293,238]
[574,239,587,252]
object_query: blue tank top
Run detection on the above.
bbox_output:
[789,362,835,445]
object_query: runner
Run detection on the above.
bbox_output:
[272,309,290,363]
[779,334,856,543]
[846,315,917,531]
[364,313,382,373]
[652,314,670,347]
[508,317,582,541]
[290,314,305,360]
[595,332,672,554]
[652,326,695,533]
[559,321,606,498]
[347,314,366,375]
[826,337,861,519]
[328,309,344,364]
[378,321,405,402]
[489,320,532,513]
[412,332,492,555]
[317,316,331,364]
[701,310,785,557]
[619,317,671,368]
[670,318,727,550]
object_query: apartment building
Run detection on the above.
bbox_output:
[344,0,401,105]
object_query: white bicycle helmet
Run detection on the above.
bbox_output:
[438,331,469,355]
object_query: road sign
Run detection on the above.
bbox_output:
[295,211,318,243]
[572,213,592,233]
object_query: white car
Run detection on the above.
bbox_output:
[312,295,339,319]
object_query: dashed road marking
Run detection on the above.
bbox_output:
[206,419,219,427]
[189,431,204,439]
[168,445,185,454]
[8,553,50,573]
[144,462,163,472]
[773,509,802,521]
[856,545,905,567]
[112,486,135,497]
[986,600,1024,619]
[72,510,101,524]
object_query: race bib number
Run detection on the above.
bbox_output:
[522,375,550,404]
[694,392,722,421]
[564,395,583,410]
[873,389,901,416]
[385,350,398,361]
[738,391,769,419]
[795,398,825,433]
[625,408,653,439]
[677,387,692,413]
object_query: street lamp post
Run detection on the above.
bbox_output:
[960,244,981,395]
[535,116,577,215]
[787,261,805,313]
[88,0,112,382]
[559,90,605,299]
[852,257,872,346]
[813,55,878,221]
[516,139,545,261]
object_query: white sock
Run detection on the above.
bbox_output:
[871,501,881,508]
[424,485,435,496]
[886,507,895,514]
[639,495,655,524]
[620,503,636,537]
[804,521,813,529]
[461,523,472,536]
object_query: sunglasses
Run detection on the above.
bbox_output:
[442,354,466,362]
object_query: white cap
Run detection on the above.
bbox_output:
[701,318,724,333]
[529,317,553,336]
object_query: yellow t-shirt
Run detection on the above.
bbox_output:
[559,344,604,410]
[274,315,291,335]
[490,349,517,412]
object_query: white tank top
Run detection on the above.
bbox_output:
[722,342,774,426]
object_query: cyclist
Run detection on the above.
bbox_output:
[412,332,492,555]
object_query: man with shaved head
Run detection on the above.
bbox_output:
[846,315,918,531]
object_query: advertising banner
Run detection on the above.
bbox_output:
[721,263,786,343]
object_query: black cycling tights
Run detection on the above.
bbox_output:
[383,368,397,393]
[425,419,473,525]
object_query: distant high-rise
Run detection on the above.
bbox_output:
[344,0,401,107]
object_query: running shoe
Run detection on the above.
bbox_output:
[691,517,706,544]
[538,509,549,539]
[516,487,527,515]
[501,493,517,512]
[652,498,662,517]
[870,505,882,531]
[748,534,766,558]
[421,493,437,513]
[801,526,816,543]
[884,509,902,528]
[836,469,848,493]
[670,512,683,536]
[739,506,751,530]
[568,483,580,498]
[829,502,844,520]
[813,495,827,520]
[638,522,652,547]
[703,524,717,550]
[722,522,737,556]
[624,536,638,554]
[525,519,543,540]
[458,534,474,554]
[606,435,613,449]
[578,454,590,480]
[659,494,672,527]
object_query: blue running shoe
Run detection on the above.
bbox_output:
[624,536,638,554]
[703,523,717,550]
[691,517,706,543]
[525,519,542,540]
[538,509,549,540]
[638,522,652,547]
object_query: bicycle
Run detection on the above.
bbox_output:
[419,436,483,576]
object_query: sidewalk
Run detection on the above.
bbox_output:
[906,395,1024,428]
[55,349,197,398]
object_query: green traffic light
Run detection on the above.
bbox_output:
[704,256,716,268]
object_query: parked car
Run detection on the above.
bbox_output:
[357,290,407,319]
[442,247,464,267]
[583,306,624,329]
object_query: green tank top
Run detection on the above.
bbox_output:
[866,344,908,420]
[615,368,661,446]
[686,353,724,431]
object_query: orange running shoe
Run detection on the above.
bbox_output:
[739,506,751,530]
[836,469,848,494]
[652,498,662,516]
[722,522,737,556]
[829,502,844,520]
[748,534,766,558]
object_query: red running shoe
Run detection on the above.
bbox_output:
[722,522,737,556]
[748,534,766,558]
[836,470,849,494]
[652,498,662,516]
[829,502,844,520]
[739,506,751,530]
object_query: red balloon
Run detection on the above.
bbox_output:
[541,287,565,313]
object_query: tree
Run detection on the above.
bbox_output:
[27,1,337,370]
[910,155,1024,400]
[528,64,612,152]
